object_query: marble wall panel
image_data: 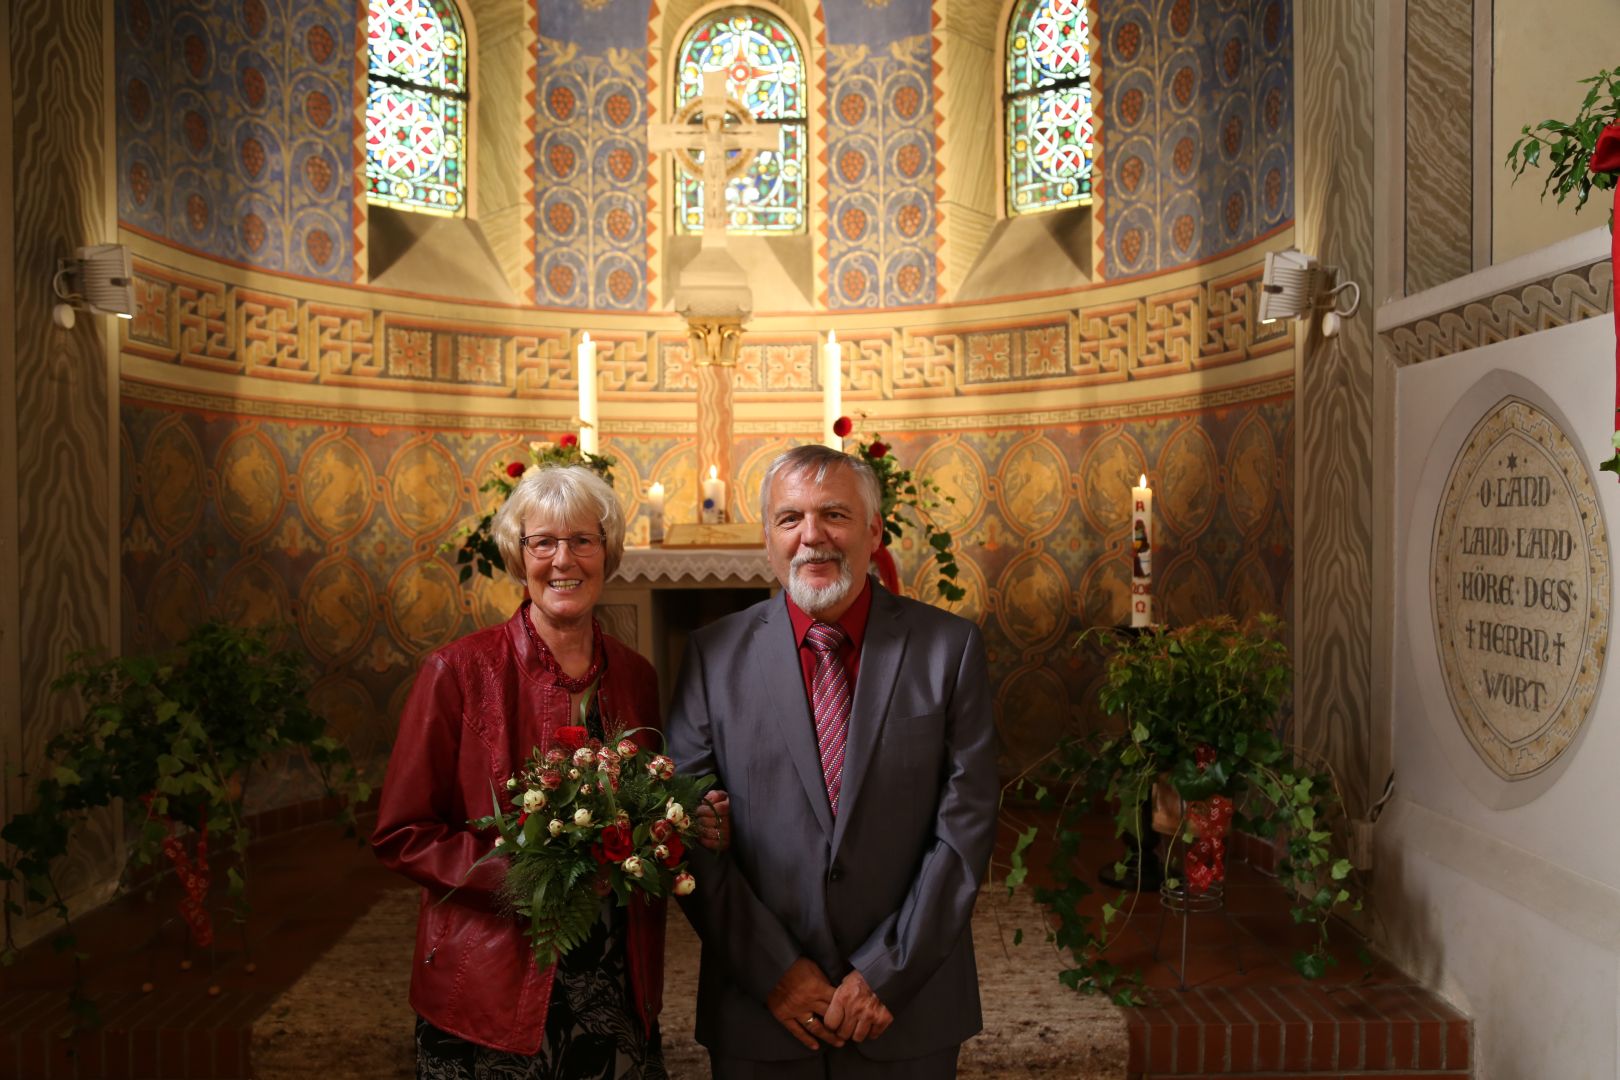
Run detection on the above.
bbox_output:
[1295,0,1376,808]
[1405,0,1474,293]
[11,0,121,918]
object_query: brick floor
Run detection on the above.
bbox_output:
[2,806,1473,1079]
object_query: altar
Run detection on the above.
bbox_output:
[599,546,777,711]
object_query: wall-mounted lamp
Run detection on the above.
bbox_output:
[1259,247,1361,337]
[52,243,135,329]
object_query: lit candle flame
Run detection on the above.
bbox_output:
[709,465,718,481]
[1139,473,1147,487]
[828,329,837,345]
[582,331,591,345]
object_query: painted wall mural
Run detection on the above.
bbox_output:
[121,382,1292,786]
[824,36,939,308]
[820,0,938,308]
[1097,0,1293,277]
[532,33,649,309]
[115,0,360,281]
[120,242,1295,784]
[111,0,1296,303]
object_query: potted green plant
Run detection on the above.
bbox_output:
[0,622,366,1025]
[1004,614,1357,1003]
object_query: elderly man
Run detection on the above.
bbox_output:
[668,444,998,1079]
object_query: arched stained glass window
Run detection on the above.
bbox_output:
[673,9,807,235]
[366,0,468,215]
[1006,0,1093,215]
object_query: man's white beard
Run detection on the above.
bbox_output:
[787,545,853,615]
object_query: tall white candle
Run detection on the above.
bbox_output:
[1131,473,1153,627]
[701,465,726,524]
[823,331,843,450]
[577,331,598,455]
[647,481,666,544]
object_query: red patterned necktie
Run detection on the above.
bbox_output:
[805,621,852,814]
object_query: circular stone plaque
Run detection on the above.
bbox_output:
[1430,395,1610,782]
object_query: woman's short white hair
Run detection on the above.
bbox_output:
[492,465,625,579]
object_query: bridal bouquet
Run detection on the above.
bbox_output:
[466,726,713,967]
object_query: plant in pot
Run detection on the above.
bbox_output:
[1005,614,1358,1003]
[0,621,366,1025]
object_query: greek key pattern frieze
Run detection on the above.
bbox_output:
[123,255,1289,399]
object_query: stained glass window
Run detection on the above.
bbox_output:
[673,9,807,235]
[1006,0,1093,215]
[366,0,468,215]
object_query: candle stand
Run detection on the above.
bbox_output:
[1152,875,1246,992]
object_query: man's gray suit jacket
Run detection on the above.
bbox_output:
[668,585,999,1063]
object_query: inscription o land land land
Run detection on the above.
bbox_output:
[1430,398,1609,782]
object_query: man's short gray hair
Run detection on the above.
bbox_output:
[759,444,882,525]
[492,464,626,579]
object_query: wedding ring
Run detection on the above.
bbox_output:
[801,1015,817,1026]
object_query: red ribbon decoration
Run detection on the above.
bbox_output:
[1590,122,1620,430]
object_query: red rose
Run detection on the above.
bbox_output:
[659,832,685,867]
[506,461,527,478]
[600,822,633,862]
[833,416,853,438]
[556,726,589,750]
[538,770,562,790]
[650,818,673,842]
[866,440,889,458]
[559,433,579,449]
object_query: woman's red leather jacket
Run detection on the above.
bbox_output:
[371,607,666,1055]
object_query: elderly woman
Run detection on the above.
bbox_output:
[374,464,720,1078]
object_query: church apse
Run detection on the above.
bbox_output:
[111,0,1298,798]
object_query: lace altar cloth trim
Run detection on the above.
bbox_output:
[616,547,775,585]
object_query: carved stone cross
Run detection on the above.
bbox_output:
[649,69,775,517]
[648,69,775,248]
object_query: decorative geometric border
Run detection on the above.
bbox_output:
[123,251,1293,400]
[1379,259,1613,367]
[350,0,369,282]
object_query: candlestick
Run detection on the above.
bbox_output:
[701,465,726,524]
[823,331,843,450]
[577,331,598,455]
[647,481,666,544]
[1131,473,1153,627]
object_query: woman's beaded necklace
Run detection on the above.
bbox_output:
[521,599,605,694]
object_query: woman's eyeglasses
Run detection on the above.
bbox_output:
[519,533,606,558]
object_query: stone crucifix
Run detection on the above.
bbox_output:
[649,68,775,250]
[649,69,775,521]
